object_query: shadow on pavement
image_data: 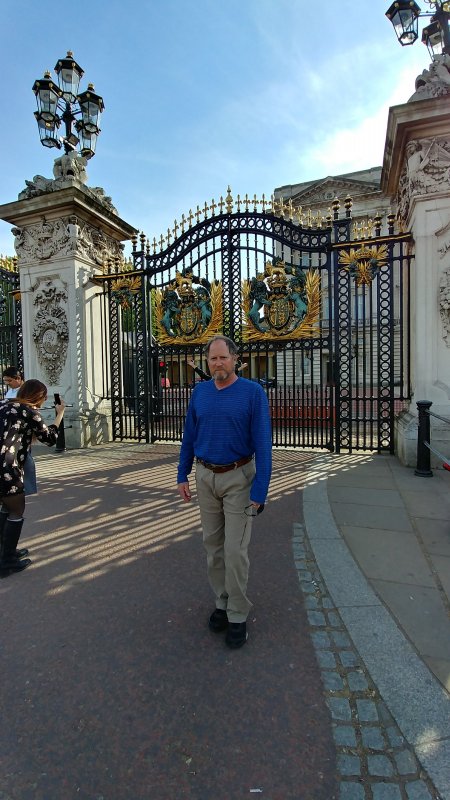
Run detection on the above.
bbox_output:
[1,445,337,800]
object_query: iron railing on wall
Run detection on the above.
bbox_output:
[415,400,450,477]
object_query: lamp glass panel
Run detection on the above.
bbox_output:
[79,99,101,132]
[422,20,444,56]
[80,130,97,159]
[39,125,60,148]
[35,112,61,148]
[60,66,82,100]
[38,87,60,122]
[395,9,418,44]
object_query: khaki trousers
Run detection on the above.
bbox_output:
[195,460,256,623]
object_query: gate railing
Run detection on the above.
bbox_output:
[415,400,450,477]
[97,190,412,453]
[0,255,22,393]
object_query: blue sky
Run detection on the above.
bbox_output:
[0,0,431,256]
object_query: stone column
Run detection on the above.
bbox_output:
[382,88,450,466]
[0,158,137,448]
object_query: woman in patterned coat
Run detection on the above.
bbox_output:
[0,379,65,577]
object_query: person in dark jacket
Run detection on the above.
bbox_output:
[0,379,65,577]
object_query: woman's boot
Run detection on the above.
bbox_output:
[0,519,32,575]
[0,509,29,558]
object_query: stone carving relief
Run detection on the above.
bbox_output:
[32,277,69,383]
[438,219,450,347]
[439,267,450,347]
[396,136,450,223]
[12,216,124,267]
[409,54,450,102]
[292,179,380,207]
[18,152,117,215]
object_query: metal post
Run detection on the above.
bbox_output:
[415,400,433,477]
[55,413,66,453]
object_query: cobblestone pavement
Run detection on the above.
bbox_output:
[293,522,443,800]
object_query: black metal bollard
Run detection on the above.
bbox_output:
[415,400,433,477]
[55,419,66,453]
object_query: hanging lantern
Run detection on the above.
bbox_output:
[54,51,84,102]
[385,0,421,45]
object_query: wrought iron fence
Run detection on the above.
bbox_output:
[96,191,412,452]
[0,256,22,394]
[415,400,450,476]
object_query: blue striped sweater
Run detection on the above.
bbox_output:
[177,377,272,503]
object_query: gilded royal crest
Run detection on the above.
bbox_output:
[155,271,223,344]
[111,275,141,310]
[338,245,388,286]
[242,259,321,341]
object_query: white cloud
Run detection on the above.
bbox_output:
[282,63,425,180]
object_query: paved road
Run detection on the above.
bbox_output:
[3,443,449,799]
[1,445,336,800]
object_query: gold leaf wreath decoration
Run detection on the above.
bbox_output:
[242,269,321,342]
[155,281,223,344]
[339,245,388,286]
[111,276,142,309]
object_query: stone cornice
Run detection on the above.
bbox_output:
[381,96,450,197]
[0,185,137,242]
[291,179,382,205]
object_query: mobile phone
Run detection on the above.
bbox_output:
[54,393,61,405]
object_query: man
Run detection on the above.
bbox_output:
[2,366,24,398]
[177,336,272,649]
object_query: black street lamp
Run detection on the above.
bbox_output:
[32,51,104,159]
[386,1,450,57]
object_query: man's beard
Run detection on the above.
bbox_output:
[213,368,231,383]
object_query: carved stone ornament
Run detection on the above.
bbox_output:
[396,136,450,223]
[409,54,450,102]
[32,277,69,383]
[440,267,450,347]
[18,152,118,215]
[12,216,124,267]
[292,178,380,207]
[438,217,450,346]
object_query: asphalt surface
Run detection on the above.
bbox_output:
[1,445,336,800]
[2,443,449,800]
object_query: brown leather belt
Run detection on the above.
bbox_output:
[196,455,253,473]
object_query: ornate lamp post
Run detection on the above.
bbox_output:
[386,1,450,57]
[32,51,104,159]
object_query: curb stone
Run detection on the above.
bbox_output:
[292,523,443,800]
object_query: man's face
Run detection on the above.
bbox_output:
[3,376,21,391]
[206,340,237,384]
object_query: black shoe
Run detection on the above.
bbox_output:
[0,557,32,576]
[16,547,29,558]
[226,621,248,649]
[208,608,228,632]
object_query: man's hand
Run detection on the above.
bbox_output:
[178,482,192,502]
[250,502,261,510]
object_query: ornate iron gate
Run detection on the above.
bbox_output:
[98,191,411,452]
[0,257,23,392]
